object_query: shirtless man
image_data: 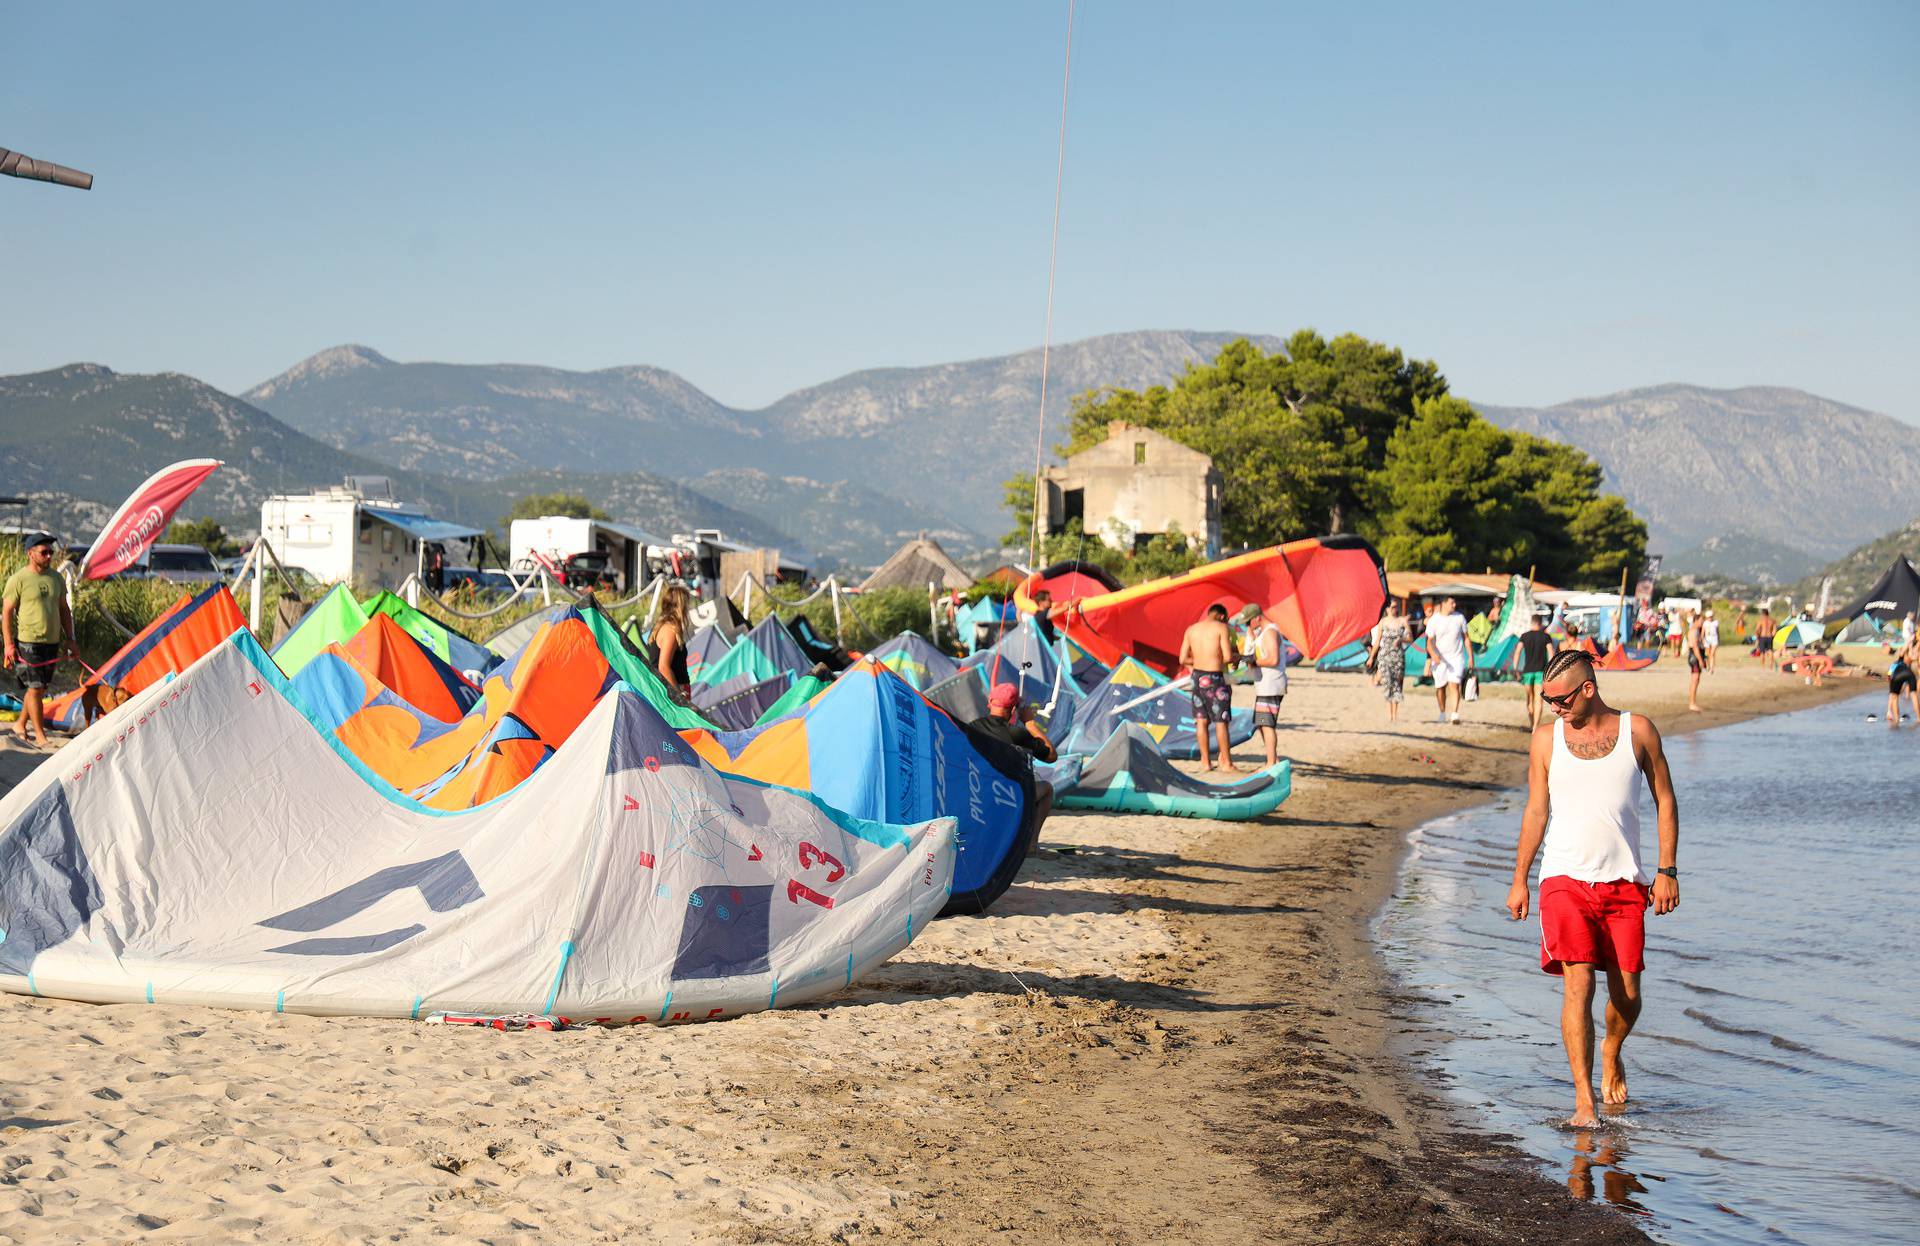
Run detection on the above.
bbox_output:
[1179,603,1239,772]
[1506,651,1680,1128]
[1755,606,1778,670]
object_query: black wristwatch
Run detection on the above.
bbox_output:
[1656,866,1678,880]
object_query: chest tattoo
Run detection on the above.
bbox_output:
[1566,733,1619,759]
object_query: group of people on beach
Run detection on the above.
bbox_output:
[1176,601,1287,772]
[1362,595,1566,728]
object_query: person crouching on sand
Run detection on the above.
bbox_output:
[1506,651,1680,1128]
[966,683,1056,832]
[1179,603,1240,771]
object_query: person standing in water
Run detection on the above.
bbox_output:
[1507,651,1680,1129]
[1887,637,1919,728]
[1179,603,1239,772]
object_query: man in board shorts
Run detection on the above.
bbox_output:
[1179,603,1239,772]
[1506,651,1681,1128]
[3,532,77,748]
[1755,606,1777,669]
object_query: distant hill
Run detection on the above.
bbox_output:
[749,331,1284,531]
[1780,515,1920,610]
[686,468,982,569]
[1663,530,1822,588]
[0,364,421,528]
[244,331,1282,537]
[244,345,756,480]
[1479,385,1920,557]
[0,365,821,563]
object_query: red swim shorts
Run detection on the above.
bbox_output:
[1538,876,1650,975]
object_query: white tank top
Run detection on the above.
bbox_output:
[1539,711,1649,884]
[1252,623,1288,697]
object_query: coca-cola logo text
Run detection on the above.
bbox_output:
[111,505,168,566]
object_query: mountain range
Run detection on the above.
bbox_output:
[1781,514,1920,610]
[1479,385,1920,557]
[1661,531,1822,588]
[4,333,1916,577]
[240,332,1277,545]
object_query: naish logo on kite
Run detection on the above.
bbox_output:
[68,683,194,783]
[255,852,484,956]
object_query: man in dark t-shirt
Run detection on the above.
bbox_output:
[1515,615,1557,728]
[967,683,1056,832]
[1028,589,1058,646]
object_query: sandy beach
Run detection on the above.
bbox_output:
[0,651,1869,1243]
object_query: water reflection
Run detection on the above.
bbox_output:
[1567,1129,1652,1213]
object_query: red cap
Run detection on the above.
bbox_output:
[989,683,1020,709]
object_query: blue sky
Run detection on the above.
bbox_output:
[3,2,1915,420]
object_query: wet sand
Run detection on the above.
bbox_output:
[0,651,1863,1243]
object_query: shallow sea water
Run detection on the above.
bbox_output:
[1376,692,1918,1245]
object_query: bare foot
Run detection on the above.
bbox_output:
[1218,763,1242,774]
[1566,1103,1602,1128]
[1688,704,1703,712]
[1602,1053,1628,1104]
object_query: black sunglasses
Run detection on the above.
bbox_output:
[1540,682,1589,709]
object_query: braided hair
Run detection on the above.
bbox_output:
[1544,649,1594,685]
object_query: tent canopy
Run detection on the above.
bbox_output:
[1821,555,1920,626]
[366,512,484,544]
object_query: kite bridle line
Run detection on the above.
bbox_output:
[1022,0,1076,583]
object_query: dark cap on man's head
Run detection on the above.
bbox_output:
[1237,603,1262,623]
[23,531,54,550]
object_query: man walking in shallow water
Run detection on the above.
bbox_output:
[1506,651,1680,1128]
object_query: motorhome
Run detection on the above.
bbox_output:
[508,516,667,592]
[259,478,483,592]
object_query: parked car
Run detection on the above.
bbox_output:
[143,544,224,585]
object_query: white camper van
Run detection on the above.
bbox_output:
[260,477,483,592]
